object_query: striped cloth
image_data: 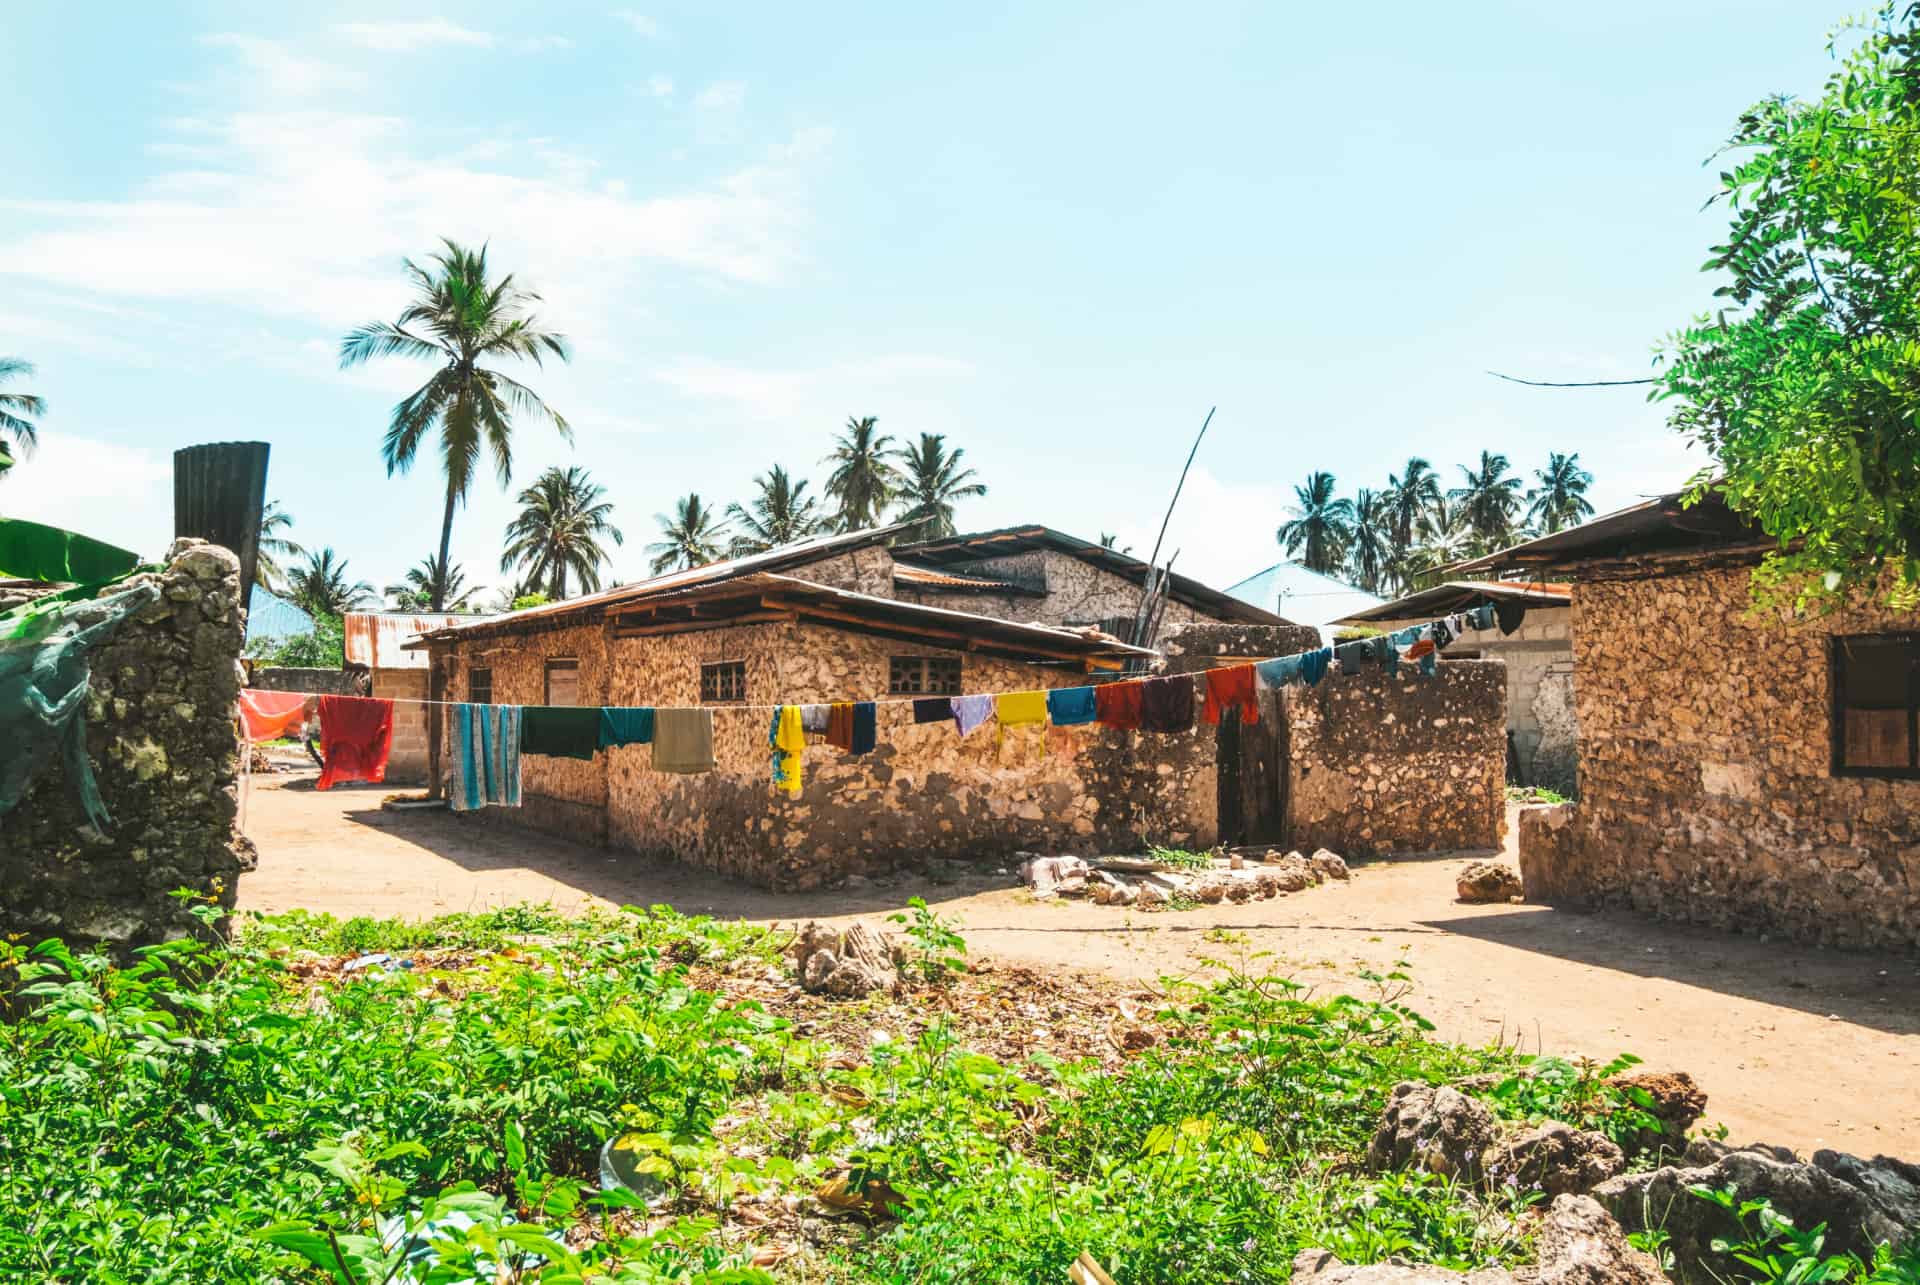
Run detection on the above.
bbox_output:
[448,703,522,812]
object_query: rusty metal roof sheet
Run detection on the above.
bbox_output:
[343,612,494,668]
[1333,580,1571,626]
[891,562,1027,591]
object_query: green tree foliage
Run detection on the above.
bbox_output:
[892,432,987,539]
[255,500,303,594]
[1449,451,1524,550]
[339,239,571,610]
[249,613,346,668]
[386,554,481,612]
[823,415,899,532]
[1347,488,1394,593]
[500,465,623,599]
[1659,2,1920,606]
[1276,470,1354,574]
[1526,452,1596,535]
[288,548,375,618]
[0,356,45,479]
[725,464,825,554]
[648,493,730,574]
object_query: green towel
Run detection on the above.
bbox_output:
[520,706,601,760]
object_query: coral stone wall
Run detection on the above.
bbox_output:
[1520,567,1920,950]
[1161,621,1325,671]
[790,547,896,598]
[896,550,1211,630]
[0,540,251,949]
[441,621,611,843]
[1282,660,1508,857]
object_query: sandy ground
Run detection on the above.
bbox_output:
[238,765,1920,1158]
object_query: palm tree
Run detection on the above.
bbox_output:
[288,548,375,619]
[0,357,46,478]
[339,239,571,610]
[1526,452,1596,534]
[1384,458,1441,556]
[256,500,304,594]
[1346,488,1394,593]
[892,433,987,538]
[1450,451,1525,548]
[500,465,624,598]
[647,493,730,574]
[1276,471,1355,575]
[387,554,480,612]
[725,465,825,554]
[823,415,899,531]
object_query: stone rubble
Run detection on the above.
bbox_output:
[1014,846,1357,910]
[1455,860,1524,903]
[788,921,898,998]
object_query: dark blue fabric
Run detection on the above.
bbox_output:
[912,698,952,725]
[851,701,877,754]
[1300,647,1333,687]
[1047,686,1097,726]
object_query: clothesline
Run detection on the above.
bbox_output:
[240,602,1508,718]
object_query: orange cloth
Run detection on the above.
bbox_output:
[239,688,311,741]
[1201,665,1260,726]
[1094,680,1144,730]
[824,701,855,752]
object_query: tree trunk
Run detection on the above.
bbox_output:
[553,561,567,599]
[433,484,457,611]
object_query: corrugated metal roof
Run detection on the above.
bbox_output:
[1334,580,1571,626]
[246,589,315,642]
[1449,489,1767,577]
[344,611,493,668]
[1223,561,1384,643]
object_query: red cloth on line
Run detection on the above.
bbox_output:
[1094,680,1144,730]
[1202,664,1260,726]
[239,688,311,741]
[316,695,394,790]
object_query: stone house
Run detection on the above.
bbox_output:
[1460,491,1920,950]
[343,611,492,784]
[411,527,1510,887]
[1335,580,1576,795]
[891,524,1292,635]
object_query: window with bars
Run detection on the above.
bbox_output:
[889,655,963,696]
[468,666,493,706]
[544,658,580,706]
[700,660,747,704]
[1833,634,1920,778]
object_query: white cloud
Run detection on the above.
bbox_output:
[693,81,745,112]
[334,19,494,51]
[1102,465,1294,592]
[196,34,365,96]
[645,74,674,98]
[520,34,574,52]
[611,10,660,37]
[0,435,173,557]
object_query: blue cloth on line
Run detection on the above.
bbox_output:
[598,706,654,748]
[1299,647,1333,687]
[851,701,877,754]
[1255,655,1302,689]
[1047,686,1097,726]
[449,703,521,812]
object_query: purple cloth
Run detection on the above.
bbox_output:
[951,693,994,737]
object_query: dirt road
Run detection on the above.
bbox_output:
[239,768,1920,1158]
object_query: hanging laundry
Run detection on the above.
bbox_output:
[448,703,521,812]
[912,697,952,725]
[850,701,877,754]
[1367,634,1396,676]
[1094,680,1144,730]
[521,706,601,760]
[801,703,830,734]
[995,690,1048,731]
[1496,600,1528,636]
[1046,686,1097,727]
[1468,603,1497,632]
[239,688,311,742]
[1333,641,1372,672]
[825,702,855,751]
[652,707,716,774]
[1299,647,1333,687]
[769,705,804,796]
[1140,674,1195,733]
[951,693,994,738]
[1255,655,1303,690]
[1432,619,1456,652]
[1202,665,1259,725]
[598,706,655,748]
[316,695,394,790]
[1395,625,1437,676]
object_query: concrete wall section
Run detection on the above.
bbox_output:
[1520,567,1920,950]
[373,668,430,783]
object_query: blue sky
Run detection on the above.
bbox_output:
[0,2,1852,602]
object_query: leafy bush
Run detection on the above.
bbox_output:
[1481,1053,1664,1148]
[1682,1186,1920,1284]
[885,897,966,984]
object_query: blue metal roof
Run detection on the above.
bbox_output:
[1224,562,1384,643]
[245,588,315,642]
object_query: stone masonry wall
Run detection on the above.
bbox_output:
[896,550,1210,630]
[791,546,896,598]
[373,668,429,784]
[0,540,251,950]
[1520,567,1920,950]
[1282,659,1508,857]
[1161,621,1325,671]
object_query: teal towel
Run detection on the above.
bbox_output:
[599,707,655,748]
[1047,686,1097,726]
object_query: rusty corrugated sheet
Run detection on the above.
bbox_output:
[343,612,492,668]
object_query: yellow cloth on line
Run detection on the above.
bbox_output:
[771,704,805,796]
[994,689,1049,761]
